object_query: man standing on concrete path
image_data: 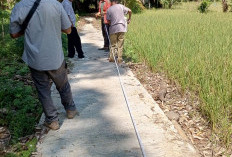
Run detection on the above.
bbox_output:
[107,0,132,63]
[62,0,85,59]
[10,0,79,130]
[95,0,111,51]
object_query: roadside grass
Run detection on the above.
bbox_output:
[0,9,70,157]
[0,15,42,142]
[0,10,43,157]
[124,2,232,146]
[4,138,37,157]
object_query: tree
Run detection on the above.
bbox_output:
[73,0,98,13]
[121,0,145,13]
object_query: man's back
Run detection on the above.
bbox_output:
[10,0,71,70]
[107,4,129,34]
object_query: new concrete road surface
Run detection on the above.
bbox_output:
[36,18,199,157]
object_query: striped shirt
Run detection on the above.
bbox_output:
[62,0,76,27]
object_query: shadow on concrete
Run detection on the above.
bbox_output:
[68,42,127,80]
[40,39,142,156]
[48,87,141,157]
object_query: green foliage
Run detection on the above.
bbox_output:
[123,0,145,13]
[0,10,24,58]
[4,138,38,157]
[4,153,18,157]
[62,34,68,57]
[75,13,79,21]
[0,0,21,9]
[0,80,42,141]
[18,138,37,157]
[0,10,10,19]
[124,7,232,146]
[160,0,181,8]
[198,0,211,13]
[160,0,170,8]
[123,40,140,62]
[0,10,42,143]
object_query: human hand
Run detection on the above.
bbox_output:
[127,19,131,24]
[95,12,101,18]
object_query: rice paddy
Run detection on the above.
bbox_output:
[124,2,232,145]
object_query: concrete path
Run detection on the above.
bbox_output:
[36,19,199,157]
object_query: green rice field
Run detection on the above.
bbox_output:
[124,2,232,145]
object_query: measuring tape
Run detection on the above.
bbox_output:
[104,24,147,157]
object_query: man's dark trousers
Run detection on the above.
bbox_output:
[101,18,109,48]
[30,61,76,123]
[67,27,84,58]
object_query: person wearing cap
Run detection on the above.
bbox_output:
[62,0,85,58]
[95,0,111,51]
[106,0,132,63]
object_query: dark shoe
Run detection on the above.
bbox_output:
[66,110,79,119]
[78,55,85,59]
[44,121,59,130]
[67,56,74,58]
[98,47,108,50]
[104,48,110,52]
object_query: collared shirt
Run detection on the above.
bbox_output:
[107,4,130,35]
[62,0,76,27]
[10,0,71,71]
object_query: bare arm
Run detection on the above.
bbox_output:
[95,12,101,18]
[62,27,71,34]
[10,31,24,39]
[127,9,132,24]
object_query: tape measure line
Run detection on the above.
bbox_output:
[105,25,146,157]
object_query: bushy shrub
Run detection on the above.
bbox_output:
[123,0,145,13]
[160,0,181,9]
[160,0,169,8]
[198,0,211,13]
[0,80,42,142]
[75,12,79,21]
[0,10,42,143]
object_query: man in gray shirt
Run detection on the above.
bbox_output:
[106,0,132,63]
[10,0,78,130]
